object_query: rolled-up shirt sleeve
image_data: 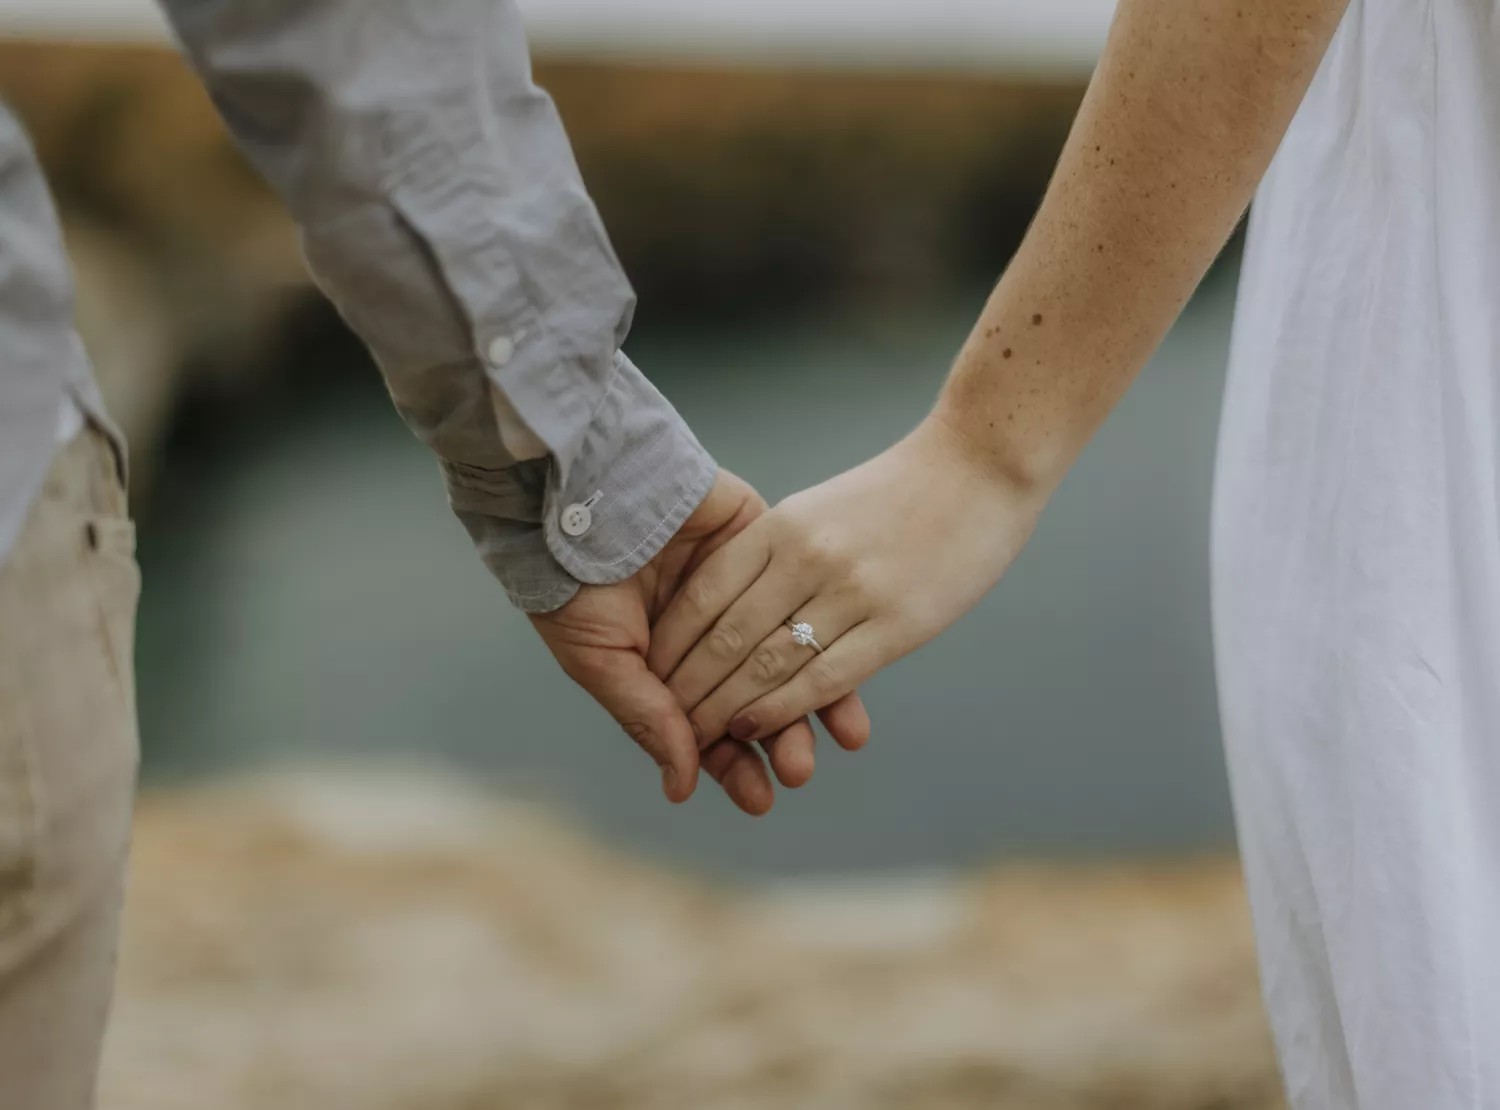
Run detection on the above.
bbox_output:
[158,0,716,611]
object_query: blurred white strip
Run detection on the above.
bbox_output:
[0,0,1113,72]
[0,0,169,40]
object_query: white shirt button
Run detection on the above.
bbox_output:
[487,335,515,367]
[559,503,593,537]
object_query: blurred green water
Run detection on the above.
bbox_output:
[136,274,1238,878]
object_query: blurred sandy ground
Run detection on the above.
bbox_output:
[102,772,1281,1110]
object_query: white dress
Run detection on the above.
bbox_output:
[1213,0,1500,1105]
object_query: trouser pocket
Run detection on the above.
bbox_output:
[0,426,139,955]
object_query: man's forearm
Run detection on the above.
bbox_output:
[934,0,1350,490]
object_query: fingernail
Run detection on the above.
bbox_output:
[662,766,680,796]
[728,715,757,742]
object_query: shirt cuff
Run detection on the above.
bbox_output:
[454,508,581,612]
[447,354,716,611]
[543,352,717,587]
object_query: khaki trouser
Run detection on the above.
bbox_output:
[0,427,139,1110]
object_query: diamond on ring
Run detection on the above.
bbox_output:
[788,621,824,652]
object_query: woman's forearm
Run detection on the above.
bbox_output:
[935,0,1350,491]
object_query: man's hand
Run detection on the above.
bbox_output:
[529,470,870,816]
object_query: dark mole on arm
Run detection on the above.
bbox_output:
[1031,313,1043,326]
[1002,348,1013,359]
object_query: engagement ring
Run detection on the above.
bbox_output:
[787,620,824,653]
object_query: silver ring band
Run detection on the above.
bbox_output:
[786,619,824,653]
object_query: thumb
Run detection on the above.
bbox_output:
[587,652,702,804]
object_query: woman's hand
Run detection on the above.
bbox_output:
[646,417,1047,747]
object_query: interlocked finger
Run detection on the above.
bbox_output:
[725,625,885,746]
[647,519,774,681]
[687,597,861,747]
[665,570,813,726]
[761,717,817,788]
[701,737,775,816]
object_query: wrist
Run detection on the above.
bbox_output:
[922,391,1073,506]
